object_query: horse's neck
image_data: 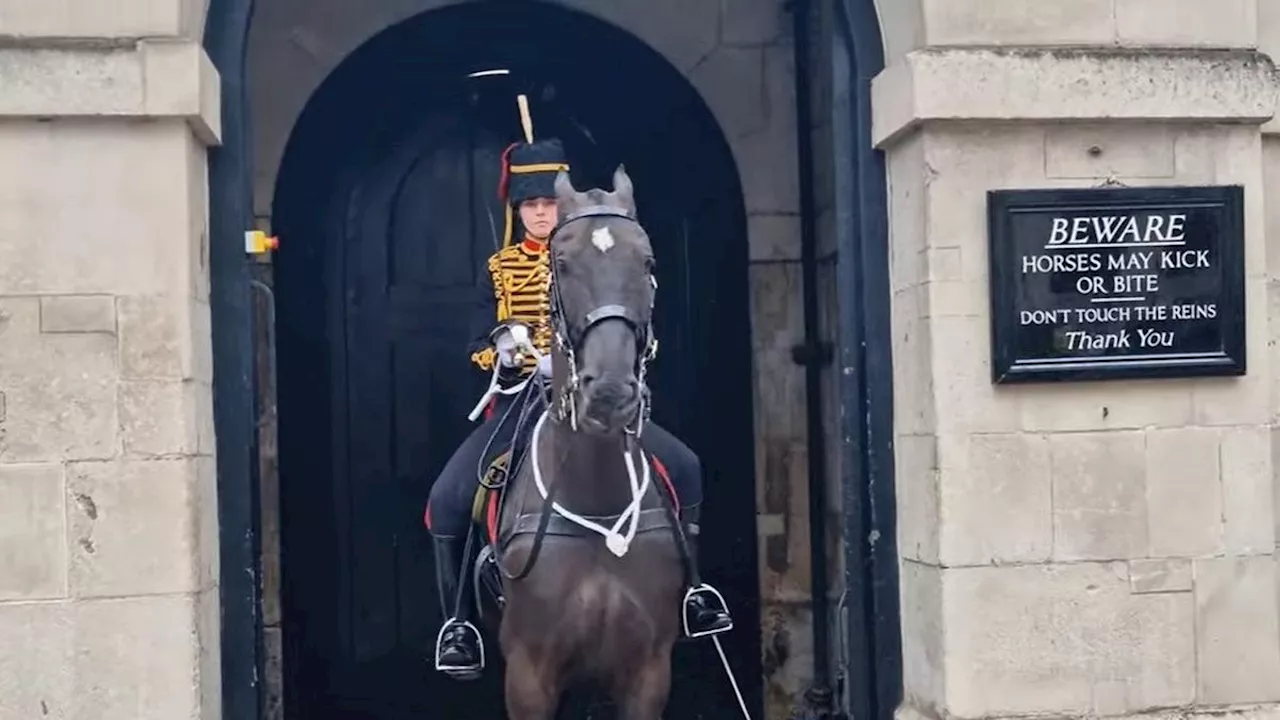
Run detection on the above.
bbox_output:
[534,418,649,517]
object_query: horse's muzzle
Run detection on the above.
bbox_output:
[579,375,640,433]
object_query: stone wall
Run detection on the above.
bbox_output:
[0,2,223,717]
[875,2,1280,718]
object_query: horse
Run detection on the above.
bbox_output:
[487,166,687,720]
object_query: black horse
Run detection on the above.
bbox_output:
[485,167,692,720]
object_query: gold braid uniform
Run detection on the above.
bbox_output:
[469,236,552,377]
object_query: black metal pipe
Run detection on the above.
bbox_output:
[204,1,263,718]
[788,0,834,713]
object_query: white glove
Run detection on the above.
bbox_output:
[493,323,533,368]
[537,353,552,378]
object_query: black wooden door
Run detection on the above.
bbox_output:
[279,47,761,718]
[323,108,513,718]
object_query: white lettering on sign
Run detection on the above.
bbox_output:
[1047,213,1188,248]
[1011,206,1220,359]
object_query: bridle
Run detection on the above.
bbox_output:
[546,204,659,436]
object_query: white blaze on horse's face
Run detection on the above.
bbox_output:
[591,227,615,253]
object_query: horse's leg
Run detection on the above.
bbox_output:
[615,652,673,720]
[503,643,559,720]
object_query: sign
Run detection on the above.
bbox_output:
[987,185,1245,383]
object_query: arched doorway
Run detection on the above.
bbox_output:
[271,3,760,717]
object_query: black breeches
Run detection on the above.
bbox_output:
[425,405,705,539]
[637,422,704,511]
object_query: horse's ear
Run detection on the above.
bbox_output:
[554,171,578,211]
[611,164,635,213]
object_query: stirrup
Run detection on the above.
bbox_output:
[682,584,733,639]
[434,618,485,676]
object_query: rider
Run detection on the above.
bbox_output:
[425,122,733,681]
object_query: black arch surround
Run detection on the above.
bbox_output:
[203,0,897,719]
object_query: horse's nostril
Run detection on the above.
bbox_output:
[581,373,597,388]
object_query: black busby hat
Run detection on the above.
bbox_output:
[497,137,569,246]
[502,139,569,205]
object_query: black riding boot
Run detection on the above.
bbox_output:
[432,535,484,680]
[680,508,733,639]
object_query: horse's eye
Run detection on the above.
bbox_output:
[645,257,656,273]
[555,255,570,274]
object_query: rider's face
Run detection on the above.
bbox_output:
[519,197,558,240]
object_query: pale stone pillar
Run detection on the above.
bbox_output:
[874,3,1280,718]
[0,2,223,718]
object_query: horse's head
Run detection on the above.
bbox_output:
[547,165,657,436]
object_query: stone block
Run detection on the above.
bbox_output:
[1129,558,1192,594]
[39,295,117,335]
[888,132,926,294]
[141,40,222,145]
[1172,126,1267,278]
[185,135,213,301]
[1221,426,1275,555]
[929,314,1017,434]
[118,380,199,457]
[69,594,204,719]
[944,563,1194,717]
[1116,0,1257,48]
[891,286,936,437]
[1046,124,1177,179]
[1051,431,1147,561]
[0,43,220,141]
[1018,381,1195,433]
[747,213,801,262]
[0,46,144,116]
[922,0,1115,47]
[66,459,199,597]
[922,125,1049,281]
[895,434,939,564]
[721,0,786,46]
[0,600,72,718]
[898,560,944,711]
[196,587,222,720]
[1190,281,1272,426]
[689,46,767,142]
[564,0,721,74]
[0,0,188,38]
[1195,556,1280,703]
[0,121,200,297]
[1264,0,1280,62]
[738,125,801,215]
[1146,428,1223,557]
[118,294,211,381]
[195,455,219,591]
[872,0,925,65]
[873,49,1278,148]
[937,432,1052,566]
[0,297,117,462]
[924,279,984,319]
[0,463,67,600]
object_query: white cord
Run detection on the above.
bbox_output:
[467,325,542,422]
[713,635,753,719]
[528,408,650,557]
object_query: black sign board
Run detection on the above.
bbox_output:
[987,185,1245,383]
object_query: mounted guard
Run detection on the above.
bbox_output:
[423,88,732,683]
